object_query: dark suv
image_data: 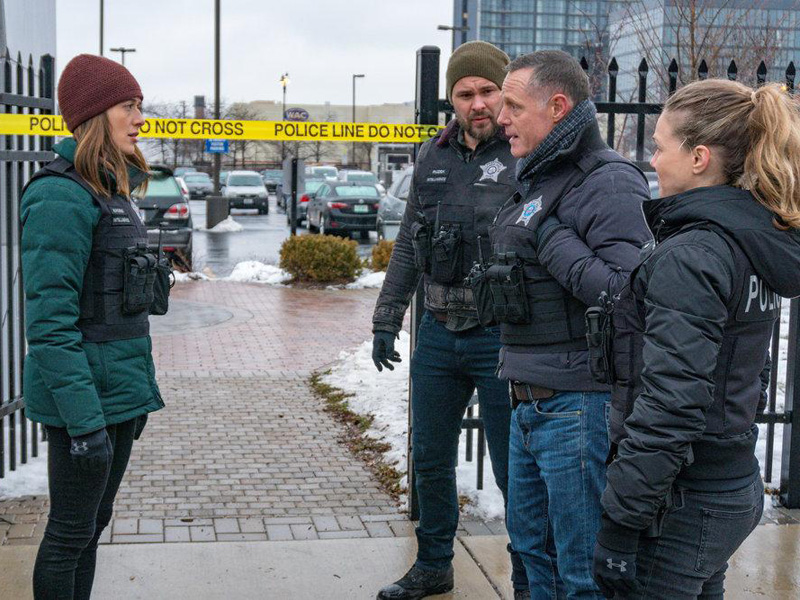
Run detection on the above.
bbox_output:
[183,171,213,199]
[133,166,193,270]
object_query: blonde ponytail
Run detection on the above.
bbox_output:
[664,79,800,230]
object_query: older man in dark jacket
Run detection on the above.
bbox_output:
[372,41,529,600]
[488,51,651,598]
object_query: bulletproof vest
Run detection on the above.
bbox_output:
[608,226,779,445]
[489,142,635,351]
[24,157,151,343]
[413,132,516,314]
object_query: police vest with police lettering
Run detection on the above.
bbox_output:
[413,129,516,315]
[489,140,635,351]
[608,224,779,483]
[25,157,151,343]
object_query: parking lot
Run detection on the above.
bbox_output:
[189,195,380,277]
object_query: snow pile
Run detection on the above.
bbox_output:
[0,420,49,499]
[346,270,386,290]
[225,261,292,285]
[208,216,244,233]
[323,332,506,521]
[173,271,210,283]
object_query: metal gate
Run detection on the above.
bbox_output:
[0,48,54,480]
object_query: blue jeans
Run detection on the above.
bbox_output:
[411,311,527,590]
[507,391,610,599]
[631,478,764,599]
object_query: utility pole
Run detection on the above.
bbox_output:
[352,73,364,167]
[110,47,136,66]
[280,72,290,162]
[99,0,104,55]
[213,0,221,194]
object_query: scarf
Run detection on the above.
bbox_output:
[515,99,597,195]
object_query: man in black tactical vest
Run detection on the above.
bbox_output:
[488,51,651,598]
[372,41,529,600]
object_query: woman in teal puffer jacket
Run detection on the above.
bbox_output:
[21,54,163,600]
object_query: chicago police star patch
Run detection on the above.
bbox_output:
[516,196,542,226]
[478,158,507,183]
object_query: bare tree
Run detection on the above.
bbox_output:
[619,0,782,99]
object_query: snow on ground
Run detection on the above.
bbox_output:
[224,261,292,285]
[323,332,506,521]
[0,420,48,499]
[207,216,244,233]
[345,270,386,290]
[173,271,210,283]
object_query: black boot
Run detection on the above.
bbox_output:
[376,564,454,599]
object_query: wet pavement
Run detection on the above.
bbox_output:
[190,196,377,277]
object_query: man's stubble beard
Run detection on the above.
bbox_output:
[456,111,499,144]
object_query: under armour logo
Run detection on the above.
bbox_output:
[71,441,89,454]
[606,558,628,572]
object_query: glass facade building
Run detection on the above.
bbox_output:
[609,1,800,99]
[454,0,629,60]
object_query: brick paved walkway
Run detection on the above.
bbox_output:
[3,282,431,546]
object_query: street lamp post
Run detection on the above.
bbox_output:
[280,72,290,162]
[437,24,470,52]
[352,73,364,167]
[110,47,136,66]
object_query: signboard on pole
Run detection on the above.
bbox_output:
[205,139,229,153]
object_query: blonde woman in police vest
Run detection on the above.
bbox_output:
[21,54,163,599]
[593,79,800,598]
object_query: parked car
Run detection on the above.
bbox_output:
[308,165,339,181]
[277,175,324,211]
[182,171,213,199]
[377,167,412,241]
[261,169,282,193]
[133,166,193,270]
[306,182,380,239]
[218,170,230,188]
[287,179,326,228]
[175,176,191,202]
[224,170,270,214]
[339,170,386,196]
[173,166,197,178]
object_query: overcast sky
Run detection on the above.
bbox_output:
[56,0,455,108]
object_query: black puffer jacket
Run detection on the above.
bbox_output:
[602,185,800,534]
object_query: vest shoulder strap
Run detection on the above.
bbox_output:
[25,158,111,215]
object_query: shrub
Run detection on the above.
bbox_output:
[371,240,395,272]
[279,234,362,282]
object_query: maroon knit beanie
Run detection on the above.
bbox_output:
[58,54,143,131]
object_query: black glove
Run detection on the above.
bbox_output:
[70,428,113,475]
[133,414,148,440]
[592,514,641,598]
[372,331,401,372]
[535,215,570,253]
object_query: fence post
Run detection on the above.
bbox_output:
[408,45,440,521]
[781,299,800,508]
[636,59,648,163]
[606,58,618,148]
[727,60,738,81]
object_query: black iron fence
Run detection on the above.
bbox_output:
[409,46,800,517]
[0,49,54,481]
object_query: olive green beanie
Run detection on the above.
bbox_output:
[446,41,510,101]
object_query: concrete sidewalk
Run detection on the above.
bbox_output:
[2,529,799,599]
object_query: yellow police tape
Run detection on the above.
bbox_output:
[0,114,443,143]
